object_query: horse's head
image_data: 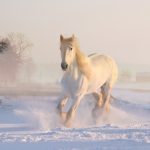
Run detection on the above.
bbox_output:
[60,34,76,71]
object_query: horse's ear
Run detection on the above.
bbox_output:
[72,34,75,40]
[60,34,63,42]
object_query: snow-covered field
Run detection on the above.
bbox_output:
[0,87,150,150]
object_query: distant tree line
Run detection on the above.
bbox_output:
[0,33,33,85]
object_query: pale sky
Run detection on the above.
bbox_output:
[0,0,150,65]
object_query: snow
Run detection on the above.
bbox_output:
[0,87,150,149]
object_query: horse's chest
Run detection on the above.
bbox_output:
[61,74,86,96]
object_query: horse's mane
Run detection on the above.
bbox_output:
[73,38,92,80]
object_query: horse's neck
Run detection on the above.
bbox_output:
[75,48,92,80]
[66,48,92,80]
[67,58,81,80]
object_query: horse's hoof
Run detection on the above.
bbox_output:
[56,109,67,124]
[64,120,72,128]
[104,104,110,113]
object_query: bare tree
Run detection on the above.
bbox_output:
[0,33,33,85]
[7,32,33,62]
[0,38,8,53]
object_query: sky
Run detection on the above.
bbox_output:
[0,0,150,65]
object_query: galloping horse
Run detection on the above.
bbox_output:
[57,34,118,127]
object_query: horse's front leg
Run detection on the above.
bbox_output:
[65,94,84,127]
[57,96,69,122]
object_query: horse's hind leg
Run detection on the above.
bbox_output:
[101,82,111,112]
[92,92,104,119]
[93,92,103,107]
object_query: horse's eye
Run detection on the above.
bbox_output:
[69,47,72,51]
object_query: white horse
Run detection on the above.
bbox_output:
[57,34,118,127]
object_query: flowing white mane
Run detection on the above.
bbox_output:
[73,38,92,80]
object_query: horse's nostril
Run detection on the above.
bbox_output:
[61,63,68,70]
[65,64,68,68]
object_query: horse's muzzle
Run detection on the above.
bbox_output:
[61,62,68,71]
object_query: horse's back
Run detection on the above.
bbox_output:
[88,53,113,65]
[88,53,118,87]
